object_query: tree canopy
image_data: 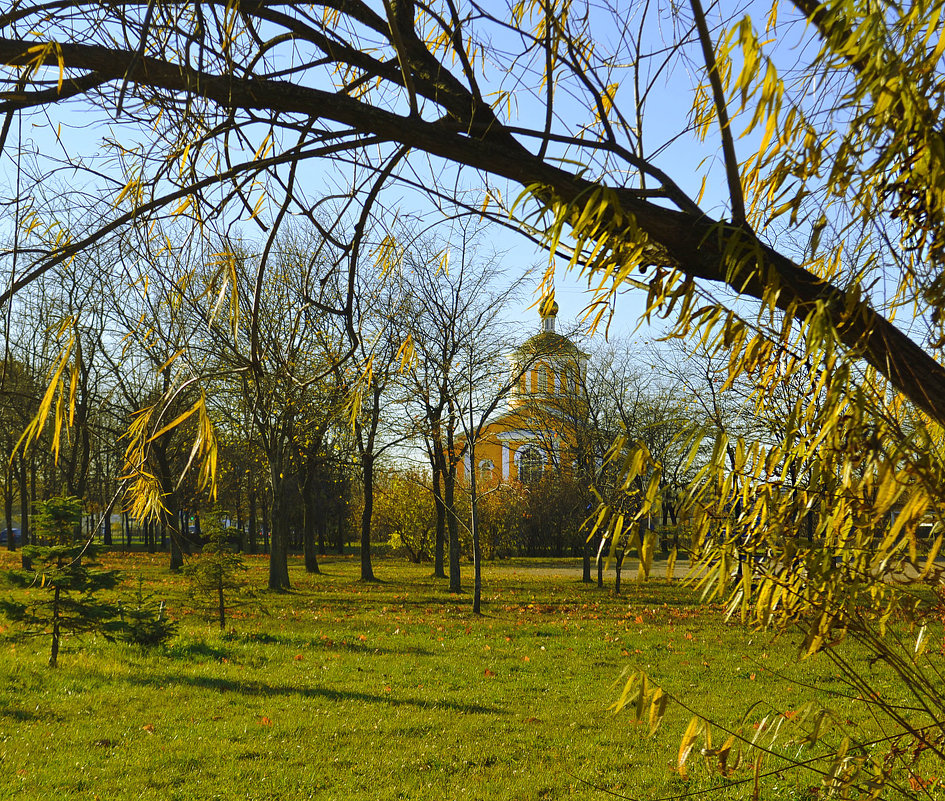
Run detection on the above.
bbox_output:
[1,0,942,426]
[3,2,945,585]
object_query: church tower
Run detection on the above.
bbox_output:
[459,293,589,487]
[508,292,588,412]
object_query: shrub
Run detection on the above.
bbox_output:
[118,578,177,647]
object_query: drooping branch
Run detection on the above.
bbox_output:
[2,22,945,428]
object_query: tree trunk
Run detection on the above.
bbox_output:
[103,507,112,547]
[248,488,258,554]
[4,459,14,551]
[360,455,376,581]
[470,448,482,615]
[335,510,345,554]
[432,458,447,578]
[303,484,320,574]
[261,499,270,554]
[445,466,461,593]
[217,578,226,629]
[582,536,592,583]
[235,479,244,551]
[163,495,184,572]
[50,583,61,668]
[268,460,291,591]
[18,455,30,569]
[614,550,625,595]
[168,526,184,572]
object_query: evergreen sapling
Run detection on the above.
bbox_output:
[184,510,254,629]
[0,496,123,667]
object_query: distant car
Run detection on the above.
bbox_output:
[0,528,21,545]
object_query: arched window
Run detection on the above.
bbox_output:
[517,446,543,484]
[537,364,549,393]
[478,459,495,483]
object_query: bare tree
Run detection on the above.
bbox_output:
[397,225,524,590]
[1,3,942,426]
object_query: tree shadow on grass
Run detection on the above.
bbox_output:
[121,671,504,714]
[206,630,436,657]
[0,705,41,722]
[166,640,231,661]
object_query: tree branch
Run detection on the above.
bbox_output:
[689,0,747,226]
[2,33,945,427]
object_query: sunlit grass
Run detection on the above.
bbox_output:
[0,550,924,800]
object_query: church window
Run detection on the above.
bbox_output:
[517,447,543,484]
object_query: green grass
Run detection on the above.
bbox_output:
[0,551,935,800]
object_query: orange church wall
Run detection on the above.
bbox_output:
[512,362,574,404]
[454,412,581,488]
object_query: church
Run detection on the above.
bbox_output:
[458,295,589,487]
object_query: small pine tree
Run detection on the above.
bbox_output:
[118,578,177,647]
[184,510,253,629]
[0,496,123,667]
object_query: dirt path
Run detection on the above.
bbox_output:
[482,555,696,581]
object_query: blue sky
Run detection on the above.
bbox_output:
[0,2,831,352]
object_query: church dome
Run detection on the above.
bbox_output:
[517,329,583,357]
[517,290,585,357]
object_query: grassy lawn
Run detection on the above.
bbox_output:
[0,551,930,800]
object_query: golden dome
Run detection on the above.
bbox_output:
[539,293,559,319]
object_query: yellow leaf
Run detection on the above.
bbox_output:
[678,716,703,777]
[147,398,202,443]
[648,687,668,735]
